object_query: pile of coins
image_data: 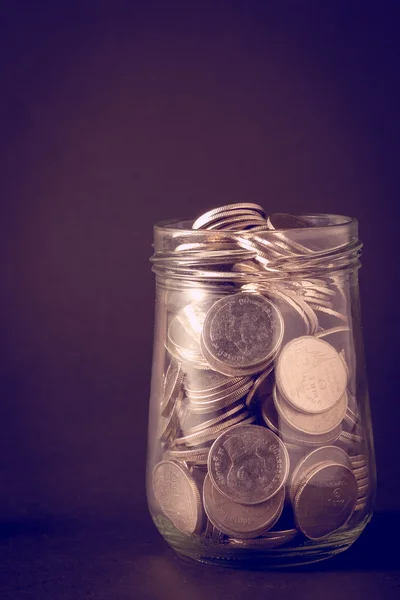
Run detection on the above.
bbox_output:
[151,205,372,548]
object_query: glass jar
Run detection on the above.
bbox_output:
[146,208,376,568]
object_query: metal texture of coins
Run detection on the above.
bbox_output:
[208,424,289,505]
[149,205,374,558]
[294,464,358,539]
[152,461,203,535]
[203,474,285,538]
[201,293,283,375]
[276,336,348,414]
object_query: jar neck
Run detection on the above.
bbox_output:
[150,214,362,287]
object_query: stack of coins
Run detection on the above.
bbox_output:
[151,205,371,546]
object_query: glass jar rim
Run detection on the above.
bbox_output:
[154,213,357,235]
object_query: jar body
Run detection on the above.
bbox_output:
[146,214,376,567]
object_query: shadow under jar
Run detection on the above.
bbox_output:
[146,207,376,568]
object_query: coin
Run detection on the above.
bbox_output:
[187,381,254,415]
[227,528,298,548]
[201,292,284,376]
[152,460,203,535]
[245,284,310,339]
[184,368,242,394]
[276,336,348,414]
[192,204,266,230]
[308,304,349,324]
[357,483,369,497]
[173,411,253,447]
[350,454,366,466]
[161,360,183,417]
[293,463,358,540]
[273,385,348,436]
[187,377,253,404]
[208,424,290,505]
[280,422,342,447]
[290,445,352,505]
[353,465,368,479]
[158,393,183,445]
[164,447,210,465]
[184,402,247,435]
[203,474,285,538]
[209,217,267,231]
[261,393,281,435]
[245,365,274,409]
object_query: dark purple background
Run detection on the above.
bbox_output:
[0,2,399,528]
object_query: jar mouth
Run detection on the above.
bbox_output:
[154,214,356,235]
[151,213,361,284]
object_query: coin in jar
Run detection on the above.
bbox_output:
[293,463,358,540]
[290,445,352,505]
[152,460,203,535]
[161,360,183,417]
[273,385,348,436]
[208,424,289,505]
[203,474,285,538]
[201,293,284,376]
[276,336,348,414]
[227,528,298,548]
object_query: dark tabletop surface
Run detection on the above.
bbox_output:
[1,511,400,600]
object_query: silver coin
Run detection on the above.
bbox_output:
[161,360,183,417]
[192,204,266,230]
[245,365,274,409]
[201,292,284,376]
[261,393,281,435]
[356,475,369,487]
[184,402,247,435]
[290,445,352,505]
[187,377,253,404]
[152,460,203,535]
[168,316,204,355]
[353,465,368,480]
[293,463,358,540]
[164,447,210,465]
[343,406,361,433]
[283,421,343,446]
[308,304,349,324]
[166,339,209,369]
[227,528,298,548]
[350,454,366,466]
[276,336,348,414]
[174,241,239,253]
[208,424,290,505]
[350,458,367,469]
[184,369,243,395]
[203,474,285,538]
[273,386,348,436]
[209,217,267,231]
[158,393,183,445]
[354,501,367,512]
[340,431,363,444]
[232,260,261,274]
[357,483,369,497]
[211,525,226,543]
[187,381,254,415]
[173,411,252,447]
[315,325,350,340]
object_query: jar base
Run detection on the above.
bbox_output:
[155,514,372,569]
